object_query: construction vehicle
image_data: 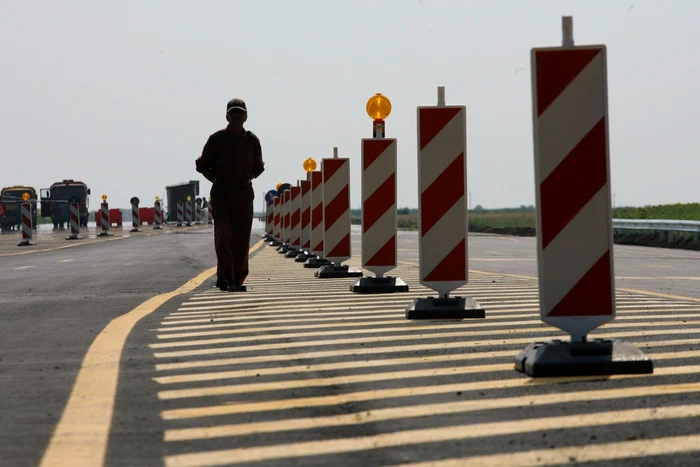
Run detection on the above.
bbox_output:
[0,186,38,231]
[40,180,91,230]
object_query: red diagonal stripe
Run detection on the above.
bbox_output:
[540,118,607,249]
[301,208,310,228]
[548,250,613,316]
[536,48,601,116]
[311,171,322,189]
[325,185,349,230]
[424,239,466,282]
[267,213,273,223]
[274,198,280,206]
[291,186,300,201]
[291,209,300,228]
[366,236,395,267]
[301,180,310,196]
[419,107,461,150]
[328,233,350,258]
[363,139,393,170]
[420,153,464,235]
[303,240,311,248]
[313,240,323,252]
[363,173,395,233]
[323,159,346,184]
[274,213,280,225]
[311,204,323,229]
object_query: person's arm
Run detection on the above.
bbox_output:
[195,135,216,183]
[251,137,265,179]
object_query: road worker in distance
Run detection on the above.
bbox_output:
[195,98,265,292]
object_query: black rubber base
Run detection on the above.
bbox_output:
[97,232,113,237]
[284,248,300,258]
[130,228,141,232]
[295,252,312,262]
[17,240,36,247]
[304,257,332,269]
[514,339,654,377]
[315,264,364,278]
[268,240,281,247]
[277,244,290,254]
[65,235,84,240]
[406,297,485,320]
[351,276,409,294]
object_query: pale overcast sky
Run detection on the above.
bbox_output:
[1,0,698,211]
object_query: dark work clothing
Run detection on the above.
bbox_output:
[195,126,265,285]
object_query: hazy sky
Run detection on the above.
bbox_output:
[2,0,699,211]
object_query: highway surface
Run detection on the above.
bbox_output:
[1,226,700,466]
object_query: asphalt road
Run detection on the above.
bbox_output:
[1,227,700,466]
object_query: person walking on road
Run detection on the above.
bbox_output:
[195,98,265,292]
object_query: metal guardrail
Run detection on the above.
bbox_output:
[612,218,700,241]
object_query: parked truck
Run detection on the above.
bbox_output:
[0,186,38,231]
[40,180,91,230]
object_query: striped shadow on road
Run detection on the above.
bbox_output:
[146,247,700,466]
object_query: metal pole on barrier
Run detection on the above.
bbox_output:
[304,169,331,268]
[315,147,363,278]
[66,202,83,240]
[295,162,314,262]
[284,183,302,258]
[352,93,408,293]
[154,197,163,230]
[515,16,652,378]
[176,201,184,227]
[98,194,112,237]
[130,197,141,232]
[406,86,484,319]
[17,193,36,246]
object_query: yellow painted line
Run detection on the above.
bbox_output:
[58,259,75,263]
[12,265,35,270]
[0,234,129,257]
[153,327,700,360]
[404,435,700,466]
[149,320,700,351]
[163,404,700,466]
[38,239,263,467]
[164,377,700,442]
[154,337,699,373]
[160,364,700,421]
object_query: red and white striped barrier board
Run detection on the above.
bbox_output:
[289,186,302,249]
[310,171,324,257]
[322,157,351,263]
[131,201,141,231]
[283,190,291,245]
[98,202,111,237]
[300,180,311,251]
[265,200,274,237]
[361,138,397,276]
[154,200,163,229]
[17,202,34,246]
[185,200,193,226]
[195,202,202,224]
[67,202,81,239]
[177,201,184,226]
[531,40,614,340]
[273,196,281,241]
[417,99,468,296]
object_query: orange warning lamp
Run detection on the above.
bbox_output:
[155,196,160,201]
[276,183,283,191]
[303,158,317,172]
[366,93,392,120]
[101,194,108,201]
[187,195,192,201]
[22,192,30,202]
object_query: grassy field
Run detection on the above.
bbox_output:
[613,203,700,220]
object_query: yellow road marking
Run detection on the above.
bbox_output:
[163,404,700,466]
[12,265,35,270]
[38,239,263,467]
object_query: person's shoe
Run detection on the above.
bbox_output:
[216,277,235,292]
[229,284,247,292]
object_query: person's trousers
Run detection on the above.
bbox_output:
[211,190,253,285]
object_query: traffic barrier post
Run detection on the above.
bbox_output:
[315,147,363,278]
[98,195,112,237]
[304,169,331,268]
[154,198,163,230]
[185,197,193,226]
[277,188,290,253]
[176,201,184,227]
[352,93,408,293]
[515,16,652,377]
[406,86,484,319]
[65,202,83,240]
[264,198,274,241]
[295,176,313,262]
[284,184,302,258]
[270,195,281,246]
[17,195,35,246]
[130,197,141,232]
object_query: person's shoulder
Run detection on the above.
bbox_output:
[245,130,261,143]
[208,128,228,140]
